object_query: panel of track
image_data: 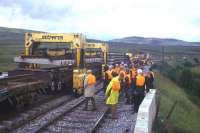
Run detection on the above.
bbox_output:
[11,83,108,133]
[0,95,74,133]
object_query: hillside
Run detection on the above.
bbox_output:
[0,27,105,45]
[155,72,200,133]
[110,36,200,46]
[0,26,200,61]
[1,27,200,46]
[0,27,41,45]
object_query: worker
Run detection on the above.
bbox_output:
[103,65,113,92]
[119,67,125,98]
[103,64,109,91]
[105,71,122,119]
[124,70,131,104]
[133,69,145,113]
[130,65,137,103]
[130,66,137,79]
[115,64,120,75]
[111,65,117,76]
[145,72,152,93]
[149,68,155,79]
[83,70,97,111]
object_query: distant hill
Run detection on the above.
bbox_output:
[0,27,103,45]
[0,27,200,46]
[0,27,41,45]
[110,36,200,46]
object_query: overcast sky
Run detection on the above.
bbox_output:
[0,0,200,41]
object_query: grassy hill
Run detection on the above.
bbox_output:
[110,36,200,46]
[0,27,40,45]
[0,26,200,71]
[155,72,200,133]
[0,44,23,71]
[191,66,200,74]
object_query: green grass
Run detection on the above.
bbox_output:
[0,44,23,71]
[155,72,200,133]
[191,66,200,74]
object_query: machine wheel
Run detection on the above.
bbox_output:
[51,81,55,91]
[57,81,62,91]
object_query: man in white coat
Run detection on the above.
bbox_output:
[83,70,97,111]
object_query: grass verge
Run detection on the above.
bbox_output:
[154,72,200,133]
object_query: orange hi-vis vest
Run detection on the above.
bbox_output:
[131,68,137,79]
[125,74,131,85]
[112,78,121,92]
[106,70,112,80]
[136,75,145,87]
[87,74,96,86]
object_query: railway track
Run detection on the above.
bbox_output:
[96,100,137,133]
[10,83,108,133]
[0,95,74,133]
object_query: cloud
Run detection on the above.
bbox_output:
[0,0,72,20]
[0,0,200,41]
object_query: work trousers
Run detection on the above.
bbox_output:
[84,97,96,110]
[124,86,132,104]
[108,104,117,119]
[130,79,136,104]
[134,88,145,113]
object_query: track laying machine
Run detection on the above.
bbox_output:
[1,32,89,108]
[0,32,132,109]
[14,32,100,95]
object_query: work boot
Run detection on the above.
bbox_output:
[111,116,118,119]
[111,105,118,119]
[91,108,97,111]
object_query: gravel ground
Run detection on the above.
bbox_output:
[0,95,73,133]
[40,91,107,133]
[97,98,137,133]
[12,83,104,133]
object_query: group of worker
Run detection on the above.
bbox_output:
[83,62,154,119]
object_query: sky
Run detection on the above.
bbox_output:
[0,0,200,41]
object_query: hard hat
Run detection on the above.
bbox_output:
[87,69,92,73]
[137,69,143,74]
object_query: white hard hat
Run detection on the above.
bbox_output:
[87,70,92,73]
[137,69,143,74]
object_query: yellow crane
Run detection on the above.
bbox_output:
[85,42,109,77]
[15,32,87,94]
[23,32,86,68]
[85,42,109,65]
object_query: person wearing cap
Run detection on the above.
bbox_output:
[83,70,97,111]
[145,68,154,92]
[133,69,146,113]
